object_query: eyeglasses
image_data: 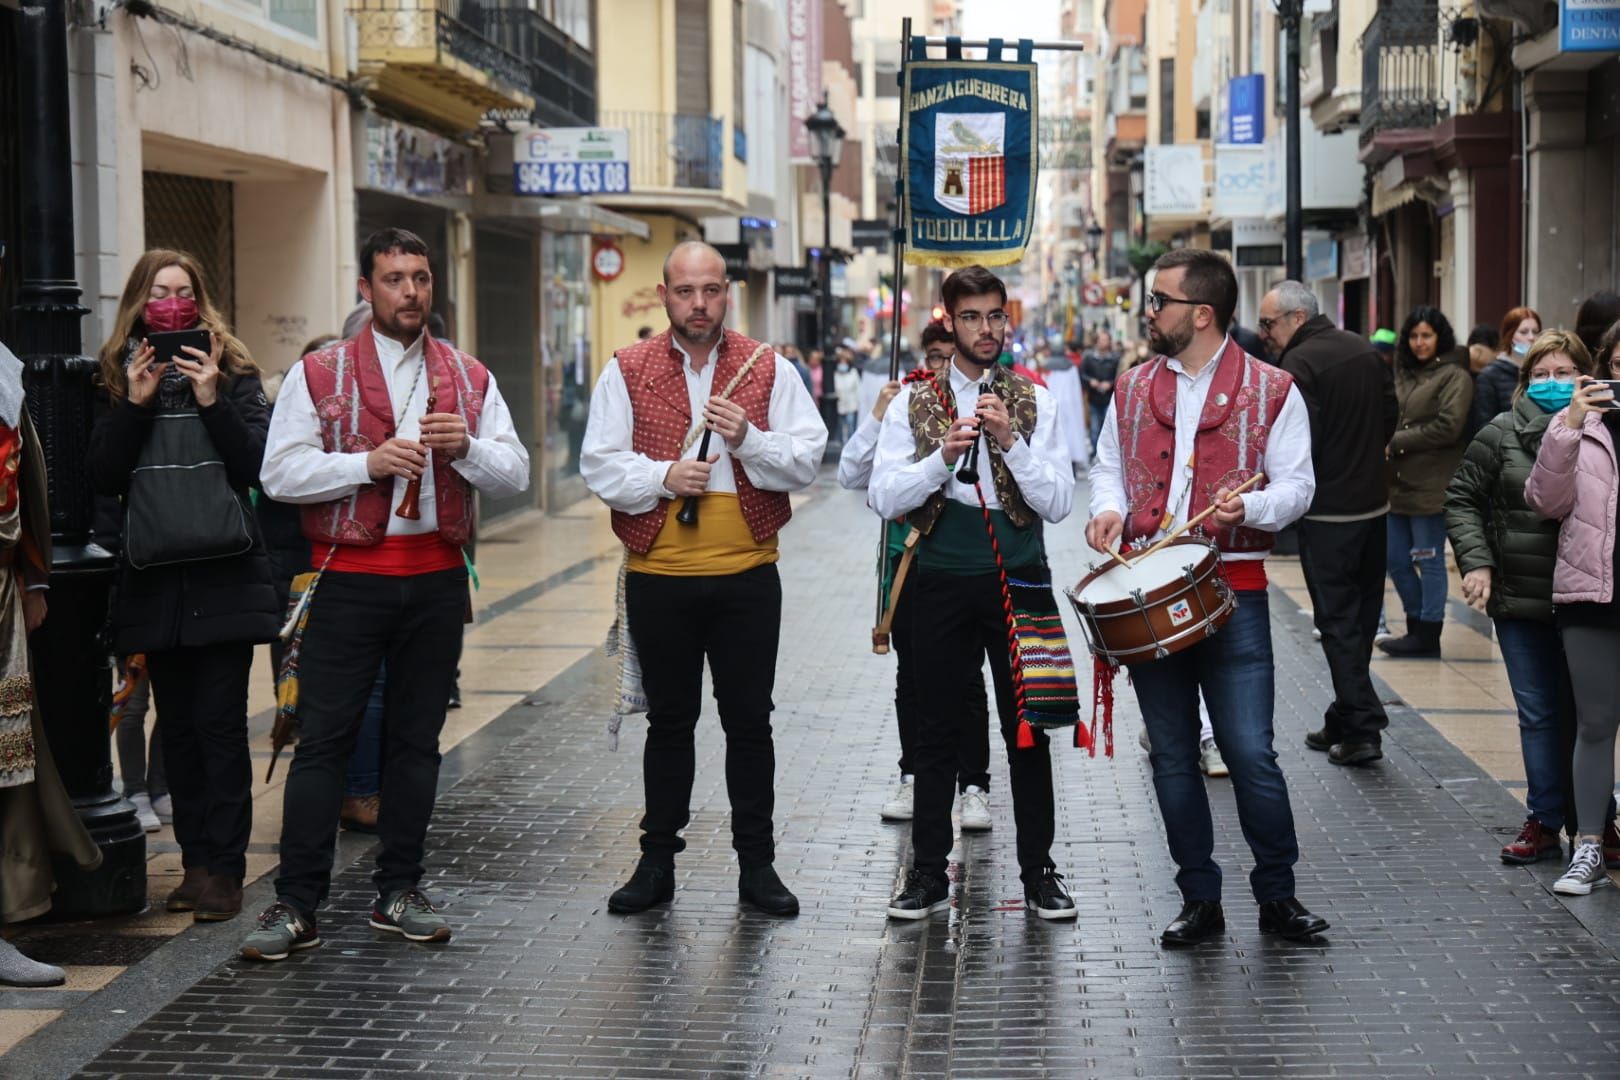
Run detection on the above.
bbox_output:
[1147,292,1210,314]
[954,311,1010,329]
[1257,316,1279,333]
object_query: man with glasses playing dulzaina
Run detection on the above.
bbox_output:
[870,265,1078,922]
[1084,249,1330,947]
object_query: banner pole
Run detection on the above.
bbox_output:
[873,14,913,651]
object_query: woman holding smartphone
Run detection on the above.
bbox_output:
[1525,320,1620,895]
[1447,330,1619,867]
[87,250,279,921]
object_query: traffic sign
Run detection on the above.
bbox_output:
[1082,282,1105,306]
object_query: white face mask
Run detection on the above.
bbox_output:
[1512,341,1530,356]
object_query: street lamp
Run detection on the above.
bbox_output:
[805,95,844,441]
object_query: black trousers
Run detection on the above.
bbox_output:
[892,574,992,788]
[1298,516,1390,744]
[274,568,467,915]
[147,643,254,879]
[909,568,1056,881]
[626,564,782,868]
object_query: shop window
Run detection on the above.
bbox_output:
[142,172,236,327]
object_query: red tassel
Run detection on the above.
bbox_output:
[1016,718,1036,749]
[1092,657,1117,759]
[1073,718,1092,750]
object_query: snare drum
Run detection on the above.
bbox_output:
[1065,539,1234,665]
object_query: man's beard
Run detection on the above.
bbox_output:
[953,328,1003,368]
[377,305,424,340]
[668,306,724,345]
[1146,317,1192,358]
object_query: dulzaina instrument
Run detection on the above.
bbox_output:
[673,342,773,528]
[953,381,990,485]
[395,391,436,520]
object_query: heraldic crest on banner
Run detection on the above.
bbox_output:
[902,54,1038,268]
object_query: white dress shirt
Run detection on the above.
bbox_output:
[869,361,1074,524]
[261,329,531,534]
[837,412,883,491]
[579,339,827,513]
[1087,336,1316,561]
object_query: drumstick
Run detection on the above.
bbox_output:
[1104,545,1132,570]
[1129,472,1266,567]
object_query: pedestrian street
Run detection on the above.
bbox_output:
[4,469,1620,1079]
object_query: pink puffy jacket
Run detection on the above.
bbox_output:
[1523,410,1620,605]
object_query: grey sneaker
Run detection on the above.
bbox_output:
[1554,841,1609,896]
[370,888,452,942]
[240,901,321,962]
[1199,738,1229,778]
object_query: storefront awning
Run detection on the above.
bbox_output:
[471,194,652,240]
[1370,174,1423,218]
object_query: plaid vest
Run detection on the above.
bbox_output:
[299,325,488,547]
[1114,338,1292,554]
[610,328,790,554]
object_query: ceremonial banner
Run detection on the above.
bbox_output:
[902,53,1038,268]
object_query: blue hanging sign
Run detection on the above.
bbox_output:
[1225,74,1265,145]
[1561,0,1620,52]
[901,42,1039,269]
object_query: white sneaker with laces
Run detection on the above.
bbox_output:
[1199,738,1229,778]
[1373,619,1394,645]
[130,792,160,833]
[880,776,914,822]
[959,786,992,831]
[1554,841,1609,895]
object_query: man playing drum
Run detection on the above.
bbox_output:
[1084,249,1329,946]
[870,265,1077,922]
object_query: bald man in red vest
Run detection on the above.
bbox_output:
[581,242,826,917]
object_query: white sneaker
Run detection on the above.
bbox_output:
[1138,727,1151,753]
[151,793,173,824]
[880,776,914,822]
[959,786,992,832]
[1311,627,1323,641]
[130,792,161,833]
[1199,738,1229,778]
[1554,841,1609,895]
[1373,619,1394,645]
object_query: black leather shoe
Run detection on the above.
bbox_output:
[607,861,674,914]
[1303,728,1334,752]
[1160,899,1224,946]
[1328,740,1383,766]
[1258,897,1329,940]
[739,864,800,917]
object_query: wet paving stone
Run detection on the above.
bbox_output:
[57,475,1620,1077]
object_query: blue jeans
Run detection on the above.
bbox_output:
[1087,400,1109,457]
[343,664,386,798]
[1386,512,1449,623]
[1130,591,1300,903]
[1493,618,1617,834]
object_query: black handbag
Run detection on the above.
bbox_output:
[123,409,254,569]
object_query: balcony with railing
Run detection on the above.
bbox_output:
[600,110,724,194]
[1360,1,1454,150]
[351,0,595,132]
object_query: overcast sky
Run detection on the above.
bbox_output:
[961,0,1061,40]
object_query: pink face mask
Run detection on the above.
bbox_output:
[144,295,199,334]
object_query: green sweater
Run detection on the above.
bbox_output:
[917,500,1045,575]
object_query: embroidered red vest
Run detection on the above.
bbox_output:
[1115,338,1293,554]
[299,325,489,547]
[611,328,790,555]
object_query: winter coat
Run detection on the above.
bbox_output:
[1524,409,1620,605]
[1390,350,1475,516]
[1467,354,1520,441]
[1080,349,1122,406]
[1444,395,1561,622]
[1277,315,1398,518]
[85,372,281,654]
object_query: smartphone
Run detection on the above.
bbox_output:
[146,329,210,365]
[1595,379,1620,409]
